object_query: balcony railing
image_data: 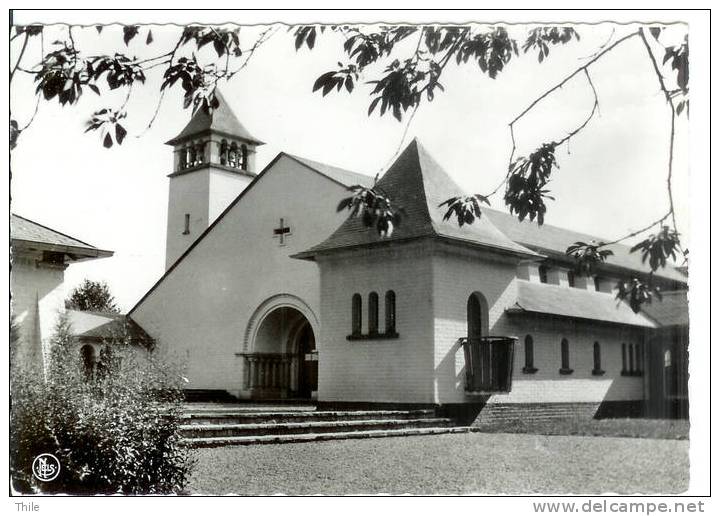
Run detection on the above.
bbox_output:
[460,336,517,394]
[240,353,293,391]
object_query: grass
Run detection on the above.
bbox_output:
[188,432,689,495]
[471,418,690,440]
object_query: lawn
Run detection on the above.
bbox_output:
[187,432,688,495]
[471,418,690,440]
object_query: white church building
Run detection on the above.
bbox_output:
[129,93,689,422]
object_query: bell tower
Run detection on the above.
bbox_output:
[164,90,264,269]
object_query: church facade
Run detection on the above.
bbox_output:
[129,94,689,421]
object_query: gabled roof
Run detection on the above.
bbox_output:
[288,154,375,189]
[507,279,658,328]
[483,209,687,283]
[166,90,264,146]
[11,214,113,261]
[66,310,153,345]
[640,290,689,327]
[295,139,539,259]
[128,151,374,316]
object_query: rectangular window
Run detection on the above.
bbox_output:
[539,265,549,284]
[567,271,575,288]
[522,335,537,374]
[592,342,605,375]
[559,338,573,374]
[183,213,190,235]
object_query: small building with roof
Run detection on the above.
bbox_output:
[65,309,154,380]
[10,214,113,372]
[129,99,689,421]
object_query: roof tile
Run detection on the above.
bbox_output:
[510,279,658,328]
[299,139,537,257]
[166,90,264,145]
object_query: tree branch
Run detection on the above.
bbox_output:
[135,90,166,137]
[10,33,29,83]
[510,30,640,126]
[638,28,682,250]
[601,209,672,247]
[226,26,278,79]
[556,68,599,147]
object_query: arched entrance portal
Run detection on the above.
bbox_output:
[246,306,318,399]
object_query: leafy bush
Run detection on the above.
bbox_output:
[10,314,194,494]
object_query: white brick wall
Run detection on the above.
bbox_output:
[431,244,521,404]
[430,244,646,404]
[11,254,67,371]
[318,242,436,403]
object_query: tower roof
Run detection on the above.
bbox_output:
[165,90,264,146]
[295,139,538,259]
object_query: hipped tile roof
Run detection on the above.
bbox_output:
[11,214,113,260]
[166,90,264,146]
[508,280,659,328]
[297,139,538,258]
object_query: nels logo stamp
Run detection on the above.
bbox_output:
[32,454,60,482]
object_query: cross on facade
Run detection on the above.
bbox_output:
[273,218,291,245]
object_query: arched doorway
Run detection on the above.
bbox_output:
[295,321,318,398]
[80,344,96,380]
[247,305,318,399]
[467,291,489,339]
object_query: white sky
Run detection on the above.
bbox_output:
[10,17,690,312]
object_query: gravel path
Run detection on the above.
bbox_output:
[188,432,688,495]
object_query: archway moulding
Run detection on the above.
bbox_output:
[241,293,319,353]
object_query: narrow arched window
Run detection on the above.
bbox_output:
[594,276,602,292]
[539,265,549,284]
[195,142,205,164]
[229,142,238,167]
[220,140,228,165]
[622,343,628,374]
[351,294,362,336]
[188,145,196,167]
[567,271,575,288]
[368,292,379,335]
[523,335,536,373]
[385,290,396,335]
[592,342,604,375]
[241,144,248,170]
[559,338,572,374]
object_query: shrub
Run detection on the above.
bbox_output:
[10,314,195,494]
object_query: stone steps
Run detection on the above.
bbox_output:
[179,404,462,446]
[183,425,471,447]
[180,417,452,439]
[474,404,599,424]
[181,409,436,426]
